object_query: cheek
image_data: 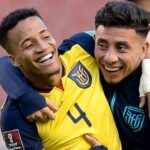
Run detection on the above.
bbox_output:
[132,51,143,62]
[123,53,140,71]
[94,50,103,61]
[94,50,99,62]
[19,52,33,64]
[94,51,103,68]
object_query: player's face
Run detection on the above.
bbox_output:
[94,25,148,84]
[8,16,61,80]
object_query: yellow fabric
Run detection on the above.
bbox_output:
[37,45,122,150]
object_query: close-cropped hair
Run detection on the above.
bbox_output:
[95,1,150,37]
[0,8,42,52]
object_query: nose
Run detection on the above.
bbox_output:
[104,49,118,64]
[35,40,49,53]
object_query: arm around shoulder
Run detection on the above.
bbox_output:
[0,56,47,117]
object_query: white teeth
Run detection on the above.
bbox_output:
[39,53,52,63]
[104,66,120,72]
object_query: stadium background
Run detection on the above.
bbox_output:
[0,0,107,148]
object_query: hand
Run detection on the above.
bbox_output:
[26,100,58,122]
[84,135,102,147]
[139,59,150,118]
[139,92,150,118]
[85,135,108,150]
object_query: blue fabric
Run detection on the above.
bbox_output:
[0,56,47,117]
[0,56,34,99]
[101,66,150,150]
[1,97,43,149]
[18,92,47,117]
[90,145,108,150]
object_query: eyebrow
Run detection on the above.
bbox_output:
[98,37,129,44]
[116,41,129,46]
[97,38,108,44]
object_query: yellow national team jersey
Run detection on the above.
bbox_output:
[37,44,122,150]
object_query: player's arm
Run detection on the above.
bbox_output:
[58,31,95,57]
[84,135,108,150]
[0,56,57,121]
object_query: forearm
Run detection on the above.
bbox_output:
[0,56,47,117]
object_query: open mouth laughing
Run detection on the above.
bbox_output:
[103,65,122,72]
[36,52,55,65]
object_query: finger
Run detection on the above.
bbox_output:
[42,107,56,120]
[26,115,35,122]
[27,111,48,122]
[35,111,49,122]
[84,135,101,146]
[46,101,58,112]
[139,96,146,108]
[26,104,57,122]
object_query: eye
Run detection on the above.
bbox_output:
[22,43,35,50]
[26,44,34,49]
[97,42,108,50]
[43,35,51,40]
[117,45,127,52]
[42,32,52,40]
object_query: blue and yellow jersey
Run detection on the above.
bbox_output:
[37,32,121,150]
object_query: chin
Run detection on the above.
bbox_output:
[104,77,121,84]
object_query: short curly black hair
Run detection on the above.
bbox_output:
[0,8,42,53]
[95,1,150,37]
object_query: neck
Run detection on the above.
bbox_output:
[32,74,62,90]
[23,63,63,91]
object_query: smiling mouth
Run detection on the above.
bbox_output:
[104,65,121,72]
[38,53,53,63]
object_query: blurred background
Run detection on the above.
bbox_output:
[0,0,107,149]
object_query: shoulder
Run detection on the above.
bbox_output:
[58,31,95,57]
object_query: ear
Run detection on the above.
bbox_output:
[140,42,149,59]
[8,55,20,67]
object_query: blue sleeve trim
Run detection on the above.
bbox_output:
[110,91,117,113]
[58,32,95,58]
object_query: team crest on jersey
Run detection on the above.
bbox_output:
[2,129,24,149]
[123,106,145,132]
[68,61,92,88]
